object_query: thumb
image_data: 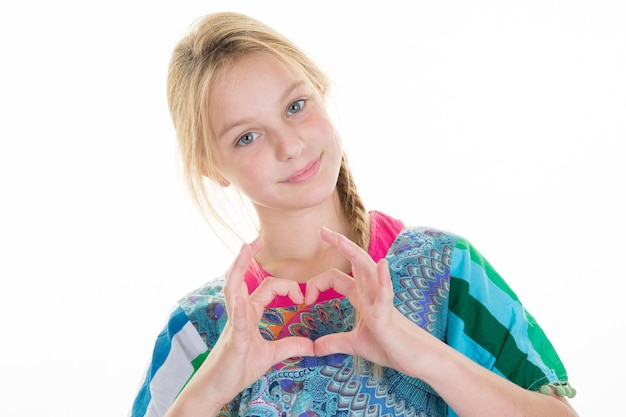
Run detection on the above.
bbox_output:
[273,337,315,360]
[231,294,249,332]
[314,333,355,357]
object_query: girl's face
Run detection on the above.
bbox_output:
[208,53,342,216]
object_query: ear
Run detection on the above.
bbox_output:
[217,176,231,187]
[199,161,231,187]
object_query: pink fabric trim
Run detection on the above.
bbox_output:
[244,211,404,307]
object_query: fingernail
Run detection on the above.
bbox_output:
[321,227,339,237]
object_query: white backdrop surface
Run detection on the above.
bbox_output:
[1,1,624,416]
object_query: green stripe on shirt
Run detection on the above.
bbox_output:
[449,276,547,389]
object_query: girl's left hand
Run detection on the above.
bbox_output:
[308,228,580,417]
[305,227,438,375]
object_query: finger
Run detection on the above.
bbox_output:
[320,227,367,263]
[370,259,394,316]
[250,277,305,307]
[321,227,387,303]
[230,294,249,334]
[319,225,342,246]
[248,236,265,253]
[224,237,264,302]
[314,332,356,357]
[223,238,263,319]
[304,269,355,305]
[376,259,393,299]
[320,227,376,275]
[273,336,315,360]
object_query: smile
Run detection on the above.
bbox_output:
[282,156,322,184]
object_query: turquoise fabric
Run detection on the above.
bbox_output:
[132,225,571,417]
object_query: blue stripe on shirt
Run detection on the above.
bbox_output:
[131,306,189,417]
[450,245,557,383]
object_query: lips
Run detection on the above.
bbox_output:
[282,156,322,184]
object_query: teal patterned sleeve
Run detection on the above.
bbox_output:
[131,278,240,417]
[131,306,212,417]
[446,236,575,397]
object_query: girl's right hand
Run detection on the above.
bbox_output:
[165,238,315,417]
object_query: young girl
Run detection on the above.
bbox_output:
[131,12,578,417]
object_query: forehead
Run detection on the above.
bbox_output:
[207,52,309,130]
[211,52,305,95]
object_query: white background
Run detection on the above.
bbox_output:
[1,1,624,416]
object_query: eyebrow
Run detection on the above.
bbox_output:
[216,80,306,139]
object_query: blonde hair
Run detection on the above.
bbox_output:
[167,11,369,250]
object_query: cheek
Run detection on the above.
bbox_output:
[237,157,271,186]
[310,114,338,147]
[324,125,342,156]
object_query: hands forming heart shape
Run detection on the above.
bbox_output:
[199,227,430,403]
[173,228,578,417]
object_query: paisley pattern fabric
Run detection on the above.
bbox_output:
[131,213,572,417]
[178,226,453,417]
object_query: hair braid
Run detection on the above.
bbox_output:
[336,153,369,250]
[337,152,381,377]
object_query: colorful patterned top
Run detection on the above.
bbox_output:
[131,211,572,417]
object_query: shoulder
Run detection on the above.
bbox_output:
[388,226,499,290]
[178,276,227,312]
[132,279,228,417]
[382,224,468,285]
[369,211,466,261]
[388,226,463,259]
[175,276,229,348]
[385,226,463,337]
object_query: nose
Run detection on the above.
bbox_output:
[272,125,304,161]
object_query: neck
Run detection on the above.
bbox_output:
[253,193,356,282]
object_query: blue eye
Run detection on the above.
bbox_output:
[287,99,305,116]
[237,132,259,146]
